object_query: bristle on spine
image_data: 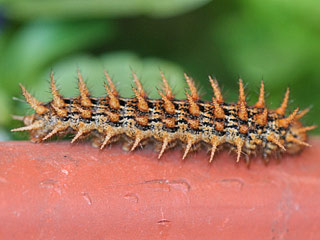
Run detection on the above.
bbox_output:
[78,70,92,107]
[238,78,248,121]
[255,81,265,108]
[184,73,199,100]
[19,84,48,115]
[209,76,224,103]
[276,88,290,115]
[160,72,173,99]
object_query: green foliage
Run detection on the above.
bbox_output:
[33,52,186,101]
[0,0,319,139]
[1,0,211,19]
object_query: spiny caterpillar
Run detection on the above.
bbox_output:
[12,70,316,163]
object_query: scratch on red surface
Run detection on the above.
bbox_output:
[216,178,244,191]
[81,192,92,206]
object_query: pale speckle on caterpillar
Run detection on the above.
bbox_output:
[12,70,317,164]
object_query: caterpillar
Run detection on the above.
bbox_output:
[12,70,316,163]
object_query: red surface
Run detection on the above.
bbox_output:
[0,139,320,239]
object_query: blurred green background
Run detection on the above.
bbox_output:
[0,0,319,140]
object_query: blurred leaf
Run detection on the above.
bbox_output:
[0,89,11,125]
[0,128,10,141]
[1,0,211,19]
[0,20,114,93]
[211,0,320,107]
[31,51,187,103]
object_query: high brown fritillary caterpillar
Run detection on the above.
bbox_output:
[12,70,316,163]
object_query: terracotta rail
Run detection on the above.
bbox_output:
[1,139,320,239]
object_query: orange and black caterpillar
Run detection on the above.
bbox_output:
[12,70,316,163]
